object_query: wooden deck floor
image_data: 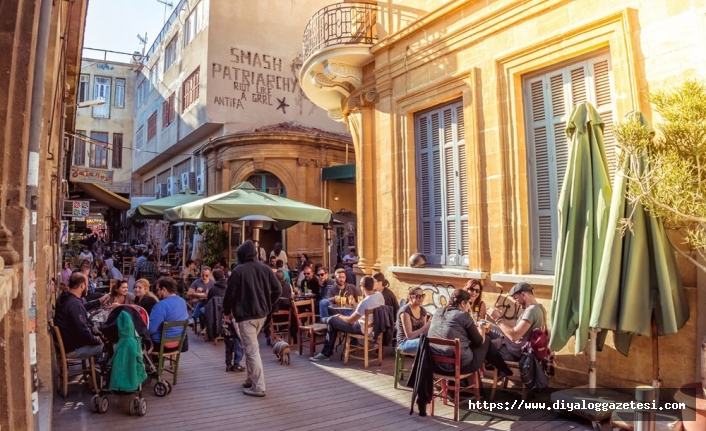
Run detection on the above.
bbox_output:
[52,333,602,431]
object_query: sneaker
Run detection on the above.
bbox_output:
[309,353,330,362]
[187,318,194,327]
[242,380,252,388]
[230,364,244,372]
[243,388,265,397]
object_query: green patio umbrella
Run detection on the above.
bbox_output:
[127,188,202,266]
[590,111,689,362]
[163,182,333,229]
[127,188,200,219]
[549,102,613,355]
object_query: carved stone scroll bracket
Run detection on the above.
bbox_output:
[311,72,352,98]
[323,61,363,88]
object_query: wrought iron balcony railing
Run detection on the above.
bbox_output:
[303,3,379,60]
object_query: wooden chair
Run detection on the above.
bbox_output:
[149,320,188,386]
[428,337,482,422]
[490,360,528,401]
[343,308,383,369]
[394,348,416,389]
[51,325,99,398]
[294,299,327,356]
[121,258,131,275]
[271,308,292,343]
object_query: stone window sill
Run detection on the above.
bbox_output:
[489,273,555,286]
[388,266,489,280]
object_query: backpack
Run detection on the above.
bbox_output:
[525,304,550,359]
[519,350,548,391]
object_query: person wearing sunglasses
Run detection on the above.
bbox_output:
[314,266,335,301]
[187,266,214,327]
[464,278,487,321]
[396,287,431,353]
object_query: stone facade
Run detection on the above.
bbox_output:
[301,0,706,391]
[130,0,353,264]
[0,0,88,429]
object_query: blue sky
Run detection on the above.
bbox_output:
[83,0,172,62]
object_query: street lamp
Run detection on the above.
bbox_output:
[73,97,105,109]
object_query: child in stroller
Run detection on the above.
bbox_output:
[90,304,154,416]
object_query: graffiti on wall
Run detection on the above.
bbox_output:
[417,282,521,320]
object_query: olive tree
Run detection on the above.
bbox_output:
[614,79,706,395]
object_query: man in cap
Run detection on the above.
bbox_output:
[486,282,546,364]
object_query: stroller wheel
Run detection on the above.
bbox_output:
[165,381,172,394]
[154,381,168,397]
[137,398,147,416]
[129,398,137,416]
[90,395,100,413]
[98,395,109,414]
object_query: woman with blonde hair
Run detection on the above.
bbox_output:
[134,278,159,315]
[464,278,486,321]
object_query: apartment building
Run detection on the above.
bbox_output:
[131,0,353,264]
[71,58,135,240]
[299,0,706,390]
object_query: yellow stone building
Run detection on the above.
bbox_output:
[300,0,705,390]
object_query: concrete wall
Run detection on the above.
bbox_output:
[75,59,135,194]
[342,0,706,390]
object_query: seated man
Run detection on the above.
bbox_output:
[187,266,214,327]
[54,272,109,358]
[486,282,546,366]
[319,268,362,320]
[309,275,384,362]
[297,264,317,296]
[149,277,189,350]
[315,265,335,302]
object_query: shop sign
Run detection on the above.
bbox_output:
[70,166,113,185]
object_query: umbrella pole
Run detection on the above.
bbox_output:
[182,224,186,269]
[651,317,661,391]
[589,328,599,395]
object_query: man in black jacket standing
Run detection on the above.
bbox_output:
[54,272,109,358]
[224,240,281,397]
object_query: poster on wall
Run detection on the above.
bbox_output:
[60,220,69,245]
[28,270,38,414]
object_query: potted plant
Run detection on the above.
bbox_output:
[200,223,227,267]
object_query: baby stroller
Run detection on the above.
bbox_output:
[90,304,152,416]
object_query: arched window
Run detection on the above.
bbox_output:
[247,172,286,197]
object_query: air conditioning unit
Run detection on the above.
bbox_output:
[155,183,167,199]
[196,173,205,195]
[181,171,196,190]
[166,176,180,196]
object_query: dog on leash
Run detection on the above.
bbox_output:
[272,337,291,365]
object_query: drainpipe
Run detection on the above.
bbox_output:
[27,0,53,424]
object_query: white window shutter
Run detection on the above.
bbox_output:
[456,104,469,265]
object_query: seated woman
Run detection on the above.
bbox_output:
[109,279,135,305]
[396,286,431,353]
[427,288,510,377]
[134,278,158,314]
[464,278,487,321]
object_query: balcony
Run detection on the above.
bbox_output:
[300,3,378,121]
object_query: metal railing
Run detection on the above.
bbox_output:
[303,2,379,59]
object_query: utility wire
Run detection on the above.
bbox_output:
[65,131,198,157]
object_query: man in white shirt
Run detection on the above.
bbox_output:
[309,275,384,362]
[342,248,358,266]
[269,242,288,270]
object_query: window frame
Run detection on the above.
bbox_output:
[114,78,126,108]
[164,37,177,71]
[73,130,86,166]
[524,52,616,274]
[91,76,111,118]
[78,74,90,103]
[89,131,109,169]
[112,133,123,169]
[414,99,469,267]
[147,111,158,142]
[162,92,176,129]
[182,67,200,112]
[135,126,144,150]
[183,2,203,49]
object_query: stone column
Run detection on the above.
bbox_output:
[345,95,376,274]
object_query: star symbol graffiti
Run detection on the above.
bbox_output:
[276,97,289,114]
